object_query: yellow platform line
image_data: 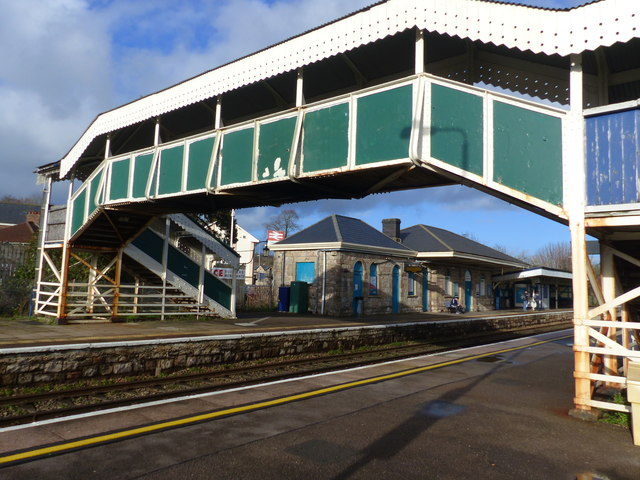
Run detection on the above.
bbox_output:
[0,334,571,466]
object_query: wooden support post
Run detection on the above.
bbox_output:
[161,217,170,321]
[34,176,52,317]
[571,218,592,411]
[231,267,237,318]
[133,277,140,315]
[57,180,75,325]
[600,244,619,385]
[198,244,206,306]
[111,249,123,321]
[566,53,593,415]
[87,253,98,315]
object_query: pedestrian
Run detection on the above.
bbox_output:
[450,296,461,314]
[534,291,541,310]
[522,290,529,311]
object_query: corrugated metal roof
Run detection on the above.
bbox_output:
[400,224,525,264]
[59,0,639,178]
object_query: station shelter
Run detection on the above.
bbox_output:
[492,267,573,311]
[268,215,527,316]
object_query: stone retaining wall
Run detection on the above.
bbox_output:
[0,311,572,387]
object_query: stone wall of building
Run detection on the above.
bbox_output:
[271,249,422,316]
[427,263,499,312]
[0,311,572,388]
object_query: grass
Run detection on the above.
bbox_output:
[599,392,631,428]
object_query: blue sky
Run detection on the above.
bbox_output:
[0,0,589,257]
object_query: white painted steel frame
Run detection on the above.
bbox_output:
[59,0,640,178]
[81,74,568,230]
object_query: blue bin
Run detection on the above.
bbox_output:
[278,286,291,312]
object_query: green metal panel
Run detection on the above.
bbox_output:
[131,229,164,263]
[71,189,87,235]
[204,272,231,309]
[187,137,215,191]
[220,128,254,186]
[132,153,154,199]
[158,145,185,195]
[303,103,349,172]
[131,228,231,309]
[430,84,484,175]
[109,158,130,200]
[257,117,296,181]
[87,170,103,215]
[167,246,199,287]
[493,101,563,205]
[356,85,412,165]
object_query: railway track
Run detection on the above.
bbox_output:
[0,322,571,428]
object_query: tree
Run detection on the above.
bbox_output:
[0,194,40,205]
[528,241,572,271]
[264,209,300,237]
[199,210,237,244]
[0,238,37,316]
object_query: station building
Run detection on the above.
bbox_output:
[268,215,528,316]
[492,267,573,311]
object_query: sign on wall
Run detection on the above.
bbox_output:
[267,230,285,244]
[210,268,245,279]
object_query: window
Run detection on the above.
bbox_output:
[444,270,451,295]
[369,264,378,296]
[408,272,415,296]
[453,281,459,297]
[295,262,315,283]
[480,276,486,296]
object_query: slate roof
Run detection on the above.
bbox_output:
[0,222,38,243]
[272,215,413,253]
[0,203,40,226]
[399,224,525,266]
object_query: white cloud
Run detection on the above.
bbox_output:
[0,0,372,199]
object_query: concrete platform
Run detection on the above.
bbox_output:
[0,309,571,348]
[1,330,638,479]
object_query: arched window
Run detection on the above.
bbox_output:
[408,271,415,296]
[369,263,378,296]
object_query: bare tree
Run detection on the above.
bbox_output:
[0,194,40,205]
[528,241,572,271]
[264,209,300,237]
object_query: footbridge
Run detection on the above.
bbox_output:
[35,0,640,424]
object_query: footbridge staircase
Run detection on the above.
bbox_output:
[34,0,640,426]
[36,209,238,321]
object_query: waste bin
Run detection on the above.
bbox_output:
[278,286,291,312]
[289,281,309,313]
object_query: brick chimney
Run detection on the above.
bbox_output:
[26,211,41,226]
[382,218,401,242]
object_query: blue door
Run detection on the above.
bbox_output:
[464,270,472,312]
[422,270,429,312]
[353,261,363,315]
[392,265,400,313]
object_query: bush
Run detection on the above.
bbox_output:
[0,239,36,316]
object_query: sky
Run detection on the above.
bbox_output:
[0,0,590,257]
